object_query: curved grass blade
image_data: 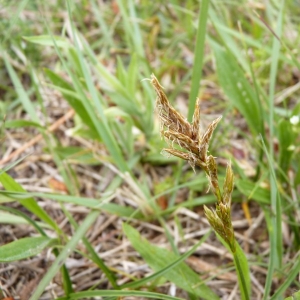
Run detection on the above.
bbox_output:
[29,210,99,300]
[123,223,219,300]
[55,290,184,300]
[121,230,210,289]
[0,172,61,233]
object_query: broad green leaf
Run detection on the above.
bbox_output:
[0,237,57,262]
[123,223,219,300]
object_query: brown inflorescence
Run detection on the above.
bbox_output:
[150,74,236,252]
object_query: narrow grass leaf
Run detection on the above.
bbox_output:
[5,120,44,129]
[0,237,57,262]
[211,40,263,136]
[0,206,49,235]
[0,172,60,232]
[116,0,144,57]
[278,119,296,175]
[123,223,219,300]
[188,0,209,122]
[29,210,99,300]
[90,0,114,47]
[23,35,70,47]
[0,0,30,46]
[270,255,300,299]
[65,9,129,173]
[4,53,39,123]
[264,1,285,297]
[55,290,184,300]
[261,136,283,299]
[121,230,210,289]
[0,190,142,218]
[62,206,119,289]
[235,179,270,204]
[44,68,97,134]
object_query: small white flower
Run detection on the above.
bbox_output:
[290,115,299,125]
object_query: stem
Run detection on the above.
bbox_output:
[233,248,250,300]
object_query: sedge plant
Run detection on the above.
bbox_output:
[150,74,251,300]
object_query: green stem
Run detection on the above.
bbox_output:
[233,249,250,300]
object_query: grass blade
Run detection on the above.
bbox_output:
[0,237,57,262]
[270,255,300,299]
[121,230,211,289]
[123,223,219,300]
[3,53,39,123]
[29,210,99,300]
[55,290,184,300]
[187,0,209,122]
[0,172,61,233]
[210,40,264,137]
[264,1,285,298]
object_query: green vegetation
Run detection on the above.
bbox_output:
[0,0,300,299]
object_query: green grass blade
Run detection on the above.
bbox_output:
[121,230,210,289]
[0,0,30,47]
[0,172,61,233]
[270,255,300,299]
[0,189,140,217]
[3,53,39,123]
[0,205,48,235]
[55,290,184,300]
[22,35,70,47]
[210,40,264,136]
[65,2,129,173]
[123,223,219,300]
[264,1,285,298]
[261,136,283,299]
[278,119,297,176]
[29,210,99,300]
[0,237,57,262]
[116,0,144,57]
[90,0,114,48]
[187,0,209,122]
[63,207,119,289]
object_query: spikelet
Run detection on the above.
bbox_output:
[151,74,192,138]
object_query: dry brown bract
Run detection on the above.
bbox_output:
[150,74,236,252]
